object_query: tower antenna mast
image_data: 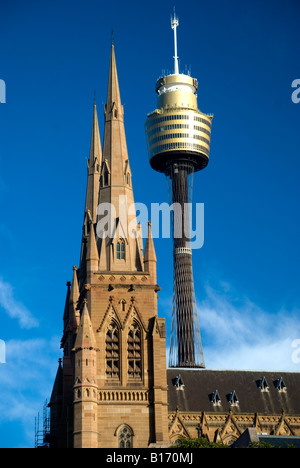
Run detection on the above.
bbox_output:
[171,8,179,74]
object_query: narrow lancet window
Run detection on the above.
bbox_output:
[104,170,109,186]
[116,240,125,260]
[128,323,142,379]
[120,299,126,312]
[105,323,120,380]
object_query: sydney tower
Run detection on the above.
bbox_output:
[145,11,212,368]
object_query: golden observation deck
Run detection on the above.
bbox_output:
[145,73,213,173]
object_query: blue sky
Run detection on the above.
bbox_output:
[0,0,300,448]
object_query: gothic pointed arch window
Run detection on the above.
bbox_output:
[127,322,142,380]
[117,425,133,448]
[105,322,120,380]
[104,170,109,186]
[100,160,110,187]
[119,299,126,313]
[116,239,125,260]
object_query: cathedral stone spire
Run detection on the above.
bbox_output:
[73,300,96,350]
[98,43,142,273]
[79,104,102,275]
[104,43,122,121]
[102,42,129,185]
[144,221,157,284]
[86,220,99,277]
[85,103,102,223]
[69,266,80,330]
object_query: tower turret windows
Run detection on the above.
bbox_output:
[104,171,109,186]
[100,160,111,187]
[105,322,120,380]
[116,240,125,260]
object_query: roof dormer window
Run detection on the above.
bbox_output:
[228,390,239,407]
[275,377,287,393]
[259,376,269,393]
[173,374,184,391]
[211,390,221,407]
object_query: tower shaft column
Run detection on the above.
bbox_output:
[173,252,196,366]
[168,162,204,368]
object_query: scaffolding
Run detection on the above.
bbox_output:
[35,399,50,448]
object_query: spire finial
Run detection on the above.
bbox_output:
[93,90,96,106]
[171,7,179,74]
[111,29,114,46]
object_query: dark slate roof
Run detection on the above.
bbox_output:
[167,368,300,414]
[49,360,63,406]
[258,435,300,448]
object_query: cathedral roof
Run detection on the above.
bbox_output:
[167,368,300,414]
[49,359,63,406]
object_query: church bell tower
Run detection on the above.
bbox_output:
[49,42,169,449]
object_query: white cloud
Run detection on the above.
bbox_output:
[0,277,58,446]
[198,283,300,371]
[0,278,39,329]
[161,282,300,371]
[0,336,61,448]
